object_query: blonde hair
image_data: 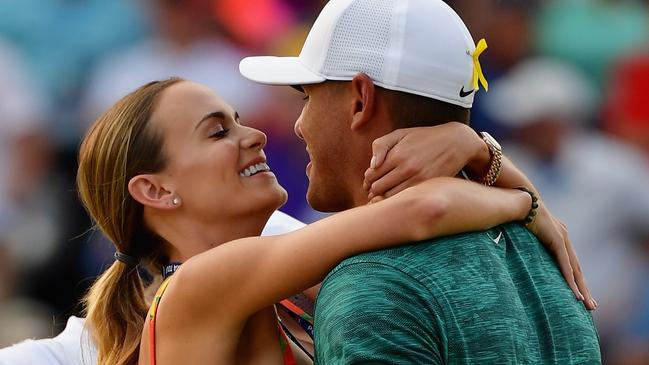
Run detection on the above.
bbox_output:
[77,77,183,365]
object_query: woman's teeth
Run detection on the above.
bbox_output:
[240,162,270,177]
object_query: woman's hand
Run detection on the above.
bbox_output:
[527,205,597,311]
[363,123,486,199]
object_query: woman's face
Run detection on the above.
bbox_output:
[150,81,287,223]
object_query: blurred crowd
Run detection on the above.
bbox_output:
[0,0,647,363]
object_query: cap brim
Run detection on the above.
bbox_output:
[239,56,326,86]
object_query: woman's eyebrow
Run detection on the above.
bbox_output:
[195,111,226,131]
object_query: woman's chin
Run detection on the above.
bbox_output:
[264,191,289,216]
[276,188,289,209]
[246,187,288,216]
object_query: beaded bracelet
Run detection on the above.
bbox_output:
[514,187,539,226]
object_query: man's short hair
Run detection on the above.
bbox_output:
[379,87,471,130]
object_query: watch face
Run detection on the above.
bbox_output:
[481,132,502,151]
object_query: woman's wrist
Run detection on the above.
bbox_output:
[465,133,491,180]
[513,187,539,226]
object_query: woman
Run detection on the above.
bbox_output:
[76,77,553,365]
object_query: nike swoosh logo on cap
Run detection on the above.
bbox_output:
[459,86,475,98]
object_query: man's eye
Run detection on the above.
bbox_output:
[302,95,309,101]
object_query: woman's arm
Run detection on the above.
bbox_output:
[362,122,537,197]
[362,124,595,310]
[170,177,530,324]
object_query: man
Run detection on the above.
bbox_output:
[240,0,601,363]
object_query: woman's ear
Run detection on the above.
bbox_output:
[128,174,178,210]
[350,73,376,131]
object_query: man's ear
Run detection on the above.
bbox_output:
[128,174,178,210]
[350,73,376,131]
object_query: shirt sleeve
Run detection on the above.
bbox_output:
[314,262,444,364]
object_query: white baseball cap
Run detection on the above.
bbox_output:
[239,0,487,108]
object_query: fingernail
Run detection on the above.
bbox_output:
[368,192,375,200]
[370,155,376,169]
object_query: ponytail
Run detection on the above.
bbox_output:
[83,261,147,365]
[77,78,182,365]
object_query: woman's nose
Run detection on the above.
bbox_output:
[242,126,267,150]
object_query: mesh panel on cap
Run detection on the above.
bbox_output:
[322,0,394,80]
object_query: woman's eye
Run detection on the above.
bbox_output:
[209,126,230,139]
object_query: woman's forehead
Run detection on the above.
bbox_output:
[152,81,234,126]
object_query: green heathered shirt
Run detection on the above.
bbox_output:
[314,223,601,364]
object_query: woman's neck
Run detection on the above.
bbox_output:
[151,210,272,263]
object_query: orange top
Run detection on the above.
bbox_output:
[146,278,297,365]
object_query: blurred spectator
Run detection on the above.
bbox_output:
[485,58,649,363]
[536,0,649,88]
[603,48,649,365]
[603,50,649,161]
[0,39,63,346]
[212,0,297,50]
[0,39,51,274]
[452,0,540,71]
[81,0,270,129]
[0,0,146,142]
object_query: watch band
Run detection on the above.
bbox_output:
[479,131,502,186]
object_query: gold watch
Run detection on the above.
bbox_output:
[479,131,502,186]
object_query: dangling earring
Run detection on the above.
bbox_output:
[172,197,181,206]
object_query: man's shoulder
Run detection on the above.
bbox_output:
[326,223,533,280]
[315,223,602,363]
[318,222,547,309]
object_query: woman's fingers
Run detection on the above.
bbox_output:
[365,164,397,197]
[371,129,408,169]
[364,163,394,191]
[564,231,596,310]
[552,217,595,310]
[365,125,474,193]
[368,165,419,198]
[545,230,584,302]
[529,208,588,304]
[364,147,404,191]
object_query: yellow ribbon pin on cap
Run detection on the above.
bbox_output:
[471,38,489,92]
